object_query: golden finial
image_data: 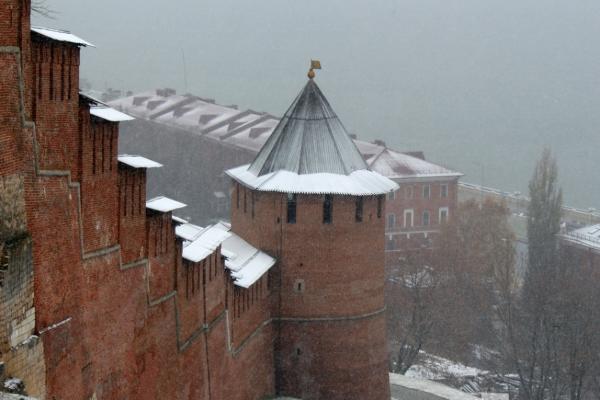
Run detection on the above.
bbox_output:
[308,59,321,79]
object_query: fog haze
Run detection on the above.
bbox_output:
[35,0,600,209]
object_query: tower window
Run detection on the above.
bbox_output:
[287,193,297,224]
[355,197,363,222]
[294,279,305,293]
[377,195,383,218]
[323,195,333,224]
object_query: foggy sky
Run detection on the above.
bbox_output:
[34,0,600,209]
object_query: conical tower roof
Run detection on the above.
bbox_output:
[248,79,367,176]
[226,78,398,196]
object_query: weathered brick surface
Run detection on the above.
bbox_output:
[118,165,147,264]
[1,3,390,399]
[232,188,390,399]
[80,106,119,253]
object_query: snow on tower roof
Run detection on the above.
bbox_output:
[249,79,367,176]
[146,196,186,213]
[118,155,162,169]
[227,79,398,195]
[32,26,95,47]
[227,164,397,196]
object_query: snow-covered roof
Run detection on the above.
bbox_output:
[249,79,367,176]
[227,164,398,196]
[367,148,462,182]
[389,373,478,400]
[118,155,162,169]
[109,89,462,182]
[31,26,95,47]
[146,196,186,213]
[90,106,134,122]
[172,215,188,225]
[175,222,204,242]
[562,224,600,251]
[180,224,231,263]
[176,221,275,288]
[214,224,276,288]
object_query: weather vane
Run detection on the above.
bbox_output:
[308,59,321,79]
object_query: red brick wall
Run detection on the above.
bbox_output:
[231,187,390,400]
[118,165,147,264]
[146,211,176,301]
[80,107,119,253]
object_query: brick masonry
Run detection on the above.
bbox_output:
[1,2,395,399]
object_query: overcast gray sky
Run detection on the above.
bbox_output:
[35,0,600,209]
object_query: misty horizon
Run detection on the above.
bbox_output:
[34,0,600,210]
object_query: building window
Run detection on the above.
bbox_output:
[323,195,333,224]
[441,184,448,198]
[251,191,255,219]
[406,186,413,199]
[236,183,240,209]
[423,184,430,199]
[355,197,363,222]
[422,210,430,226]
[287,193,297,224]
[439,207,449,224]
[388,190,396,201]
[387,213,396,229]
[377,195,383,218]
[385,236,395,250]
[243,187,247,213]
[403,209,414,228]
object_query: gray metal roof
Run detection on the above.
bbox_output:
[248,79,368,176]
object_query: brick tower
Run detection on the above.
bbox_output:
[227,71,397,399]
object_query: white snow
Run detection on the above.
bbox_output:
[90,106,134,122]
[562,223,600,250]
[405,351,486,381]
[367,148,462,181]
[390,373,478,400]
[118,155,162,169]
[227,164,398,196]
[146,196,186,213]
[3,378,23,391]
[181,224,231,263]
[177,221,275,288]
[32,26,95,47]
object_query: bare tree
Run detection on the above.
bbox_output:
[496,149,600,400]
[391,247,438,373]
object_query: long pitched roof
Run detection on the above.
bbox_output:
[249,79,367,176]
[108,88,461,182]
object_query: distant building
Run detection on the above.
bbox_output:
[109,88,462,267]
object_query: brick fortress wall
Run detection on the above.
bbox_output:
[0,2,275,399]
